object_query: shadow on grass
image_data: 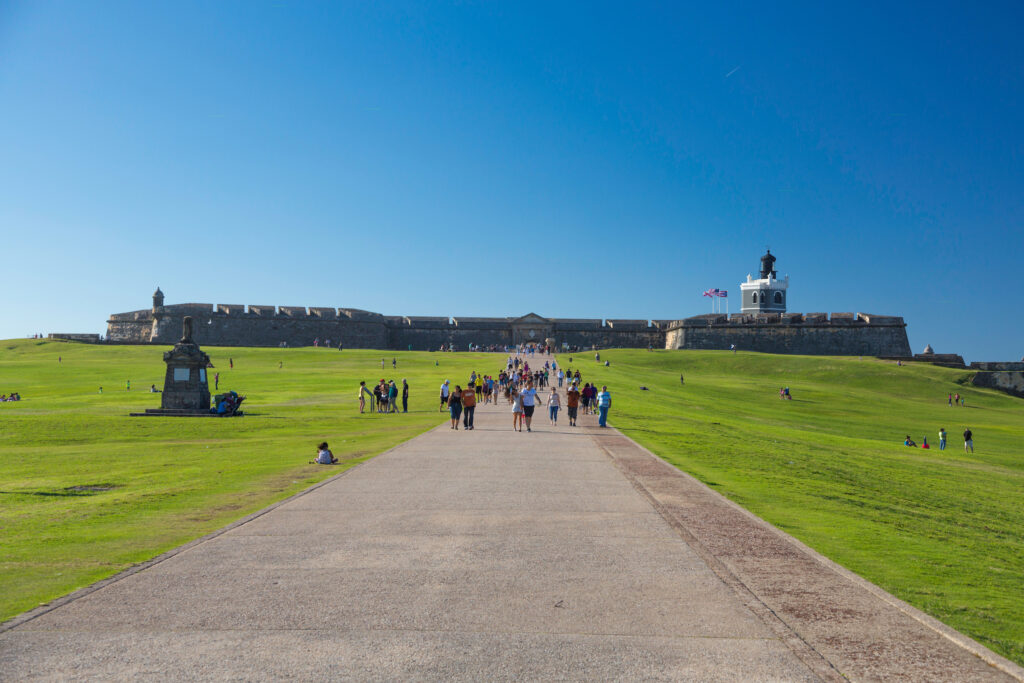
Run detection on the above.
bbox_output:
[0,484,120,497]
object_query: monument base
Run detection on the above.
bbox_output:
[129,408,241,418]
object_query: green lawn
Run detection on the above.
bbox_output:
[554,349,1024,665]
[0,340,489,622]
[3,342,1022,665]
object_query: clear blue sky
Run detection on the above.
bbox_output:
[1,1,1022,361]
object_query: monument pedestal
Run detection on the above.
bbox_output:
[131,316,216,417]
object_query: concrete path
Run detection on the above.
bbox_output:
[2,381,1021,681]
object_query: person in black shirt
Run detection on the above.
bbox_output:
[963,428,973,453]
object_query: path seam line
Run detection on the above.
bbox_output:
[596,425,1024,682]
[592,430,846,682]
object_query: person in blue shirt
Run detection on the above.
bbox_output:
[597,385,612,427]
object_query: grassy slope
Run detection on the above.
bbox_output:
[0,340,489,621]
[554,349,1024,665]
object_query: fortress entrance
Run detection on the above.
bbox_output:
[511,313,553,346]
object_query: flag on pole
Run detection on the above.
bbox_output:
[716,290,728,298]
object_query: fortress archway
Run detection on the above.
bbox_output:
[511,313,553,346]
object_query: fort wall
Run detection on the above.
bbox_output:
[971,371,1024,398]
[664,312,911,357]
[106,299,911,356]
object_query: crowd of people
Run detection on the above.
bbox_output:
[434,355,612,433]
[1,392,22,402]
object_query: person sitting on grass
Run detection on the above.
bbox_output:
[904,435,917,447]
[312,442,337,465]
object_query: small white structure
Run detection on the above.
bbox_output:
[740,249,788,315]
[740,274,788,314]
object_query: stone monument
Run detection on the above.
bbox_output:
[160,316,212,411]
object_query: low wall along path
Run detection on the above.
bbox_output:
[1,380,1020,680]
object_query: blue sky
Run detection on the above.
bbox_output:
[1,1,1022,361]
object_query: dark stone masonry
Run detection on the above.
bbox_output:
[102,289,912,357]
[663,312,912,356]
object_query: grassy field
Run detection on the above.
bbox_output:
[3,341,1022,665]
[553,349,1024,664]
[0,339,493,622]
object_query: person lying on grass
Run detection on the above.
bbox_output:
[312,442,337,465]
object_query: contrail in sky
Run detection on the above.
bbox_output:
[725,65,741,78]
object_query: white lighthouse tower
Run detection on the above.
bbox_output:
[740,249,788,314]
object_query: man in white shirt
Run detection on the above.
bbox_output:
[519,381,544,432]
[439,380,450,412]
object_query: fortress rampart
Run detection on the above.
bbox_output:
[664,312,912,357]
[106,295,911,357]
[107,303,668,350]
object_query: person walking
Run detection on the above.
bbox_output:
[402,379,409,413]
[520,381,543,432]
[948,393,953,407]
[597,385,612,427]
[439,380,450,412]
[229,358,233,369]
[547,386,561,425]
[939,428,947,450]
[462,383,476,430]
[963,427,973,453]
[510,385,524,432]
[358,381,371,414]
[448,385,463,430]
[214,372,220,391]
[566,382,580,427]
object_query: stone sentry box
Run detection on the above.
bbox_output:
[161,316,212,411]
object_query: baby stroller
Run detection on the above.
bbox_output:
[212,391,246,416]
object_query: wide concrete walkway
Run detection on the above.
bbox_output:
[2,378,1021,681]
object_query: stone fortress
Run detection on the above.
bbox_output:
[103,251,913,357]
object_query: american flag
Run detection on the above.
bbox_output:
[703,288,728,298]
